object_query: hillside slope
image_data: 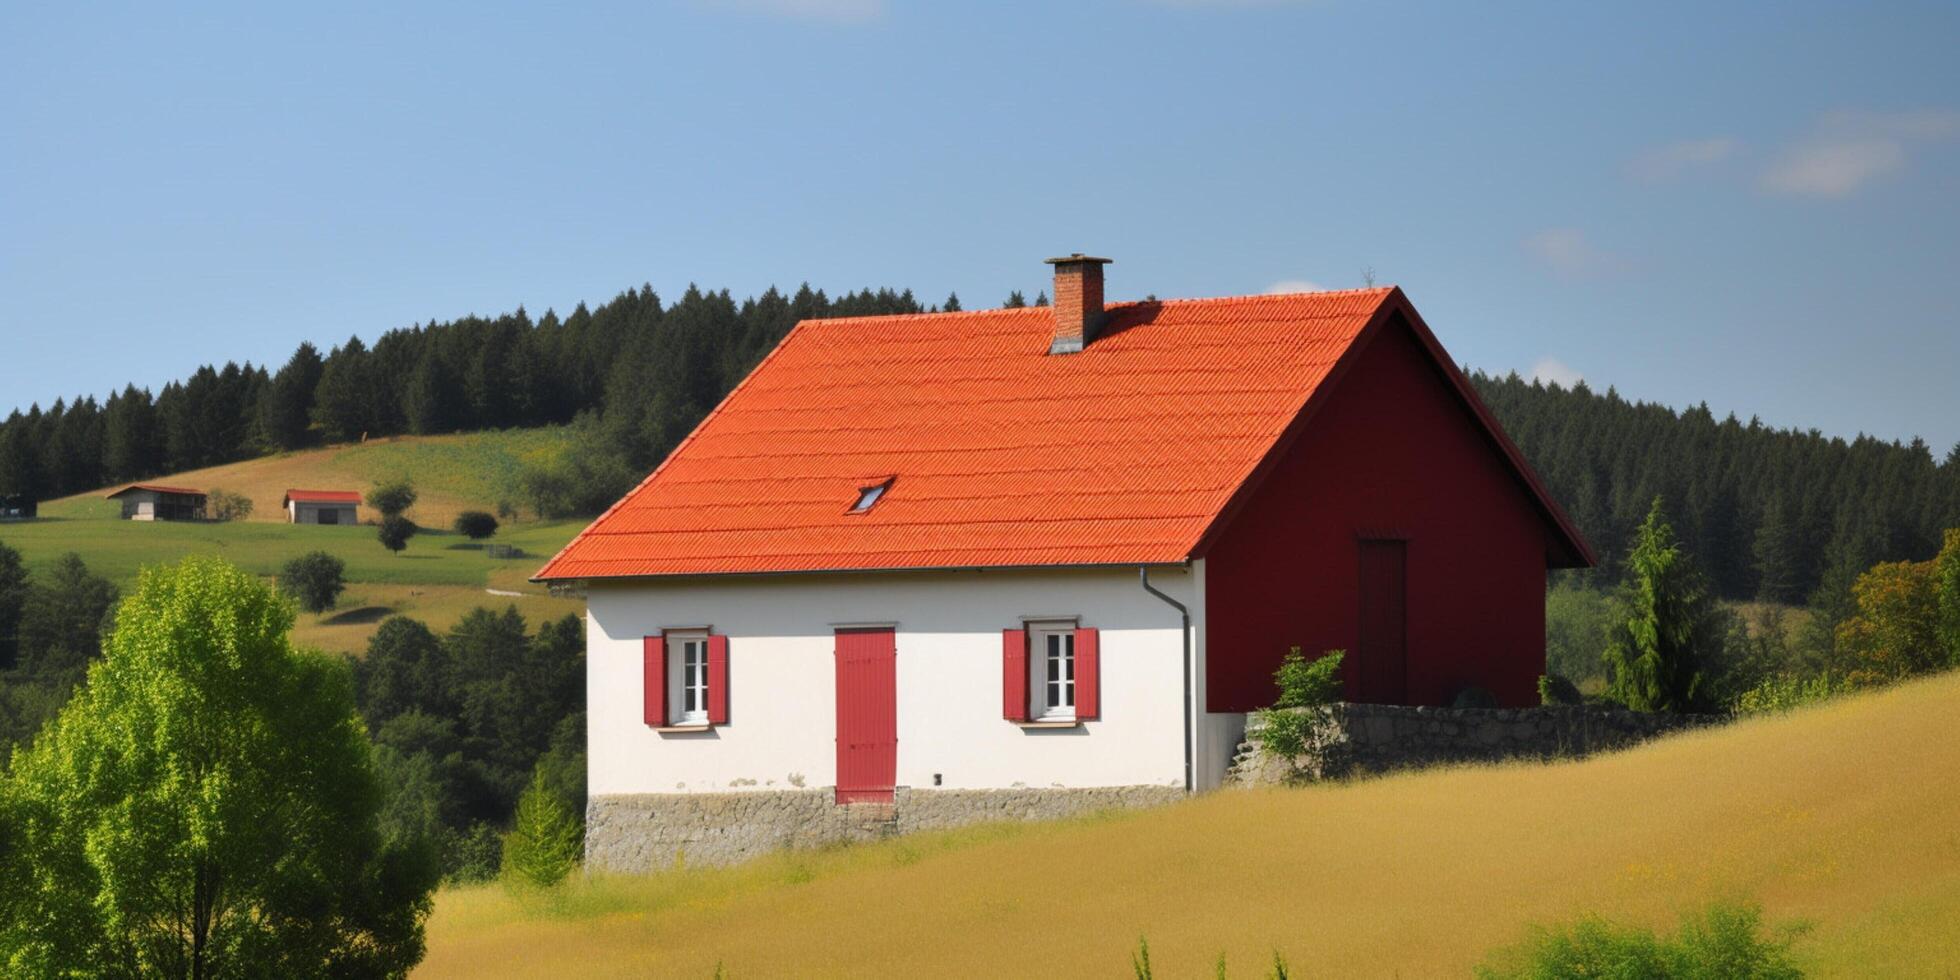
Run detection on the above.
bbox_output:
[4,429,585,653]
[43,427,575,528]
[418,672,1960,977]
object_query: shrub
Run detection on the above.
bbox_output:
[206,487,254,522]
[368,479,418,518]
[1272,647,1344,708]
[501,769,582,890]
[378,514,419,555]
[1251,648,1344,759]
[278,549,346,613]
[450,822,504,884]
[1733,673,1837,715]
[1538,673,1582,706]
[453,510,500,540]
[1476,900,1805,979]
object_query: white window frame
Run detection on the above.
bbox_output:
[666,631,710,726]
[1027,621,1076,722]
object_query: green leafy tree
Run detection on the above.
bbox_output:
[1834,557,1943,685]
[0,556,437,975]
[453,510,499,540]
[1603,497,1727,712]
[368,478,418,518]
[1936,528,1960,667]
[278,550,347,613]
[356,617,456,725]
[500,768,582,889]
[378,514,419,555]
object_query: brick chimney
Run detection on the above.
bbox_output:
[1044,253,1112,354]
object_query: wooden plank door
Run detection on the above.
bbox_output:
[834,627,897,804]
[1357,540,1408,704]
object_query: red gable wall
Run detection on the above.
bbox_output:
[1203,313,1551,710]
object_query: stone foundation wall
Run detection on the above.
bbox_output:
[587,784,1185,872]
[1227,703,1720,786]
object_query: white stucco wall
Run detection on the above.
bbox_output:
[1189,560,1248,790]
[585,566,1202,797]
[288,502,357,525]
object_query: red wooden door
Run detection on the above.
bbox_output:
[834,627,897,804]
[1358,540,1408,704]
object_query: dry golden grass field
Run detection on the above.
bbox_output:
[417,671,1960,978]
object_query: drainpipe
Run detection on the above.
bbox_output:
[1139,566,1194,793]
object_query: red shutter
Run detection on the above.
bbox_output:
[1074,627,1100,720]
[707,633,729,725]
[1002,628,1029,722]
[643,633,668,727]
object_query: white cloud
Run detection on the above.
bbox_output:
[704,0,885,21]
[1523,228,1624,277]
[1626,137,1740,182]
[1264,279,1326,294]
[1530,357,1584,389]
[1762,109,1960,197]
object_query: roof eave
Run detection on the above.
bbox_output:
[531,558,1195,587]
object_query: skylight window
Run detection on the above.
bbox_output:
[850,479,893,513]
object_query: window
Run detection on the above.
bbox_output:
[669,633,710,726]
[1028,622,1075,721]
[849,477,894,513]
[644,631,728,728]
[1003,623,1097,724]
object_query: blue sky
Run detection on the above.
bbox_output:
[4,1,1957,452]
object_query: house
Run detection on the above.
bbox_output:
[283,489,361,525]
[105,484,207,522]
[535,254,1594,870]
[0,494,33,521]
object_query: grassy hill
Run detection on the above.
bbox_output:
[1,428,586,653]
[416,672,1960,977]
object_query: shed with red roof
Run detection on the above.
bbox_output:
[539,255,1591,871]
[282,489,361,526]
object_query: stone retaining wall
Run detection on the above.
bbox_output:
[587,784,1185,872]
[1227,703,1720,786]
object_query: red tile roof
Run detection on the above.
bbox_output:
[105,484,205,498]
[536,287,1591,580]
[283,489,363,505]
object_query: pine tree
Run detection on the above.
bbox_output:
[1753,493,1805,604]
[261,342,323,450]
[1003,291,1027,308]
[312,337,371,443]
[1603,497,1727,712]
[943,292,961,312]
[1033,291,1049,307]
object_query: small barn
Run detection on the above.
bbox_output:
[536,254,1594,871]
[283,489,361,525]
[0,494,34,521]
[106,484,207,522]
